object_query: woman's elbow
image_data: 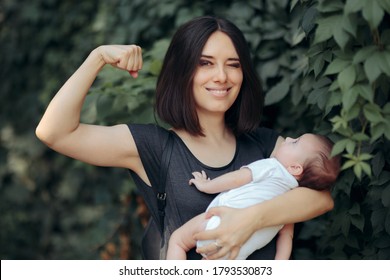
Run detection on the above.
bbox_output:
[321,190,335,213]
[35,123,57,147]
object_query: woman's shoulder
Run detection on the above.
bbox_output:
[127,123,172,151]
[128,123,170,137]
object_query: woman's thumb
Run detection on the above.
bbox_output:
[205,206,225,219]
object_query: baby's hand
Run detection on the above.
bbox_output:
[189,170,210,192]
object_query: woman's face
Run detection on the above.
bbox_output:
[192,31,243,116]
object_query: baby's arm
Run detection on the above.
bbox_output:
[275,223,294,260]
[189,168,253,194]
[167,213,208,259]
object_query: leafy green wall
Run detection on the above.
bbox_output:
[1,0,389,259]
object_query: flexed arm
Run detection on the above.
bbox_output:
[36,46,144,171]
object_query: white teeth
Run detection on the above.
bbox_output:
[208,89,229,95]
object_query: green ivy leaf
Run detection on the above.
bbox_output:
[342,13,358,38]
[350,214,365,232]
[355,84,374,103]
[353,46,377,64]
[379,51,390,76]
[363,103,384,124]
[362,0,385,29]
[364,52,384,83]
[360,161,372,177]
[377,0,390,14]
[341,160,356,171]
[264,78,290,105]
[300,5,318,34]
[332,138,348,156]
[333,25,350,50]
[314,15,342,44]
[313,54,325,78]
[351,133,370,142]
[307,87,328,109]
[342,88,358,111]
[349,203,360,215]
[372,152,385,178]
[149,60,162,76]
[384,103,390,114]
[341,214,351,236]
[317,0,344,13]
[331,115,348,131]
[354,162,362,179]
[325,90,342,114]
[338,65,356,92]
[346,140,356,154]
[382,185,390,207]
[290,0,300,12]
[325,58,351,75]
[385,121,390,140]
[344,0,365,14]
[378,119,390,141]
[345,103,360,121]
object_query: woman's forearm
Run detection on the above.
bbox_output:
[36,48,105,145]
[251,187,334,230]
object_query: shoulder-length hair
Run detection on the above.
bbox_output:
[155,16,263,136]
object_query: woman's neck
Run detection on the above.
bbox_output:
[172,114,236,167]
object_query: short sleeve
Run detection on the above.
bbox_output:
[243,158,278,183]
[127,124,170,188]
[127,124,173,227]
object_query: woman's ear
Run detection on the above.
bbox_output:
[287,163,303,177]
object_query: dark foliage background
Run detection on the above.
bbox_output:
[1,0,389,259]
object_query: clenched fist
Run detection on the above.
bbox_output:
[97,45,143,78]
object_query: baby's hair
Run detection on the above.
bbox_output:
[299,135,341,190]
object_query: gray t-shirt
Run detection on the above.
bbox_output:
[128,124,279,259]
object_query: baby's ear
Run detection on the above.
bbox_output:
[287,164,303,177]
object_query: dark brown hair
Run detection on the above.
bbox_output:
[299,135,341,190]
[155,16,263,136]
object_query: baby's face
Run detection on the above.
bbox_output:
[273,134,320,167]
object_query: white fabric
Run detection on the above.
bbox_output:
[196,158,298,259]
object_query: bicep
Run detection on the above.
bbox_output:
[48,123,140,169]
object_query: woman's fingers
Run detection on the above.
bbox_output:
[99,45,143,76]
[125,45,143,73]
[194,206,257,259]
[203,205,225,219]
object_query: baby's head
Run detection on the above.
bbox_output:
[273,134,341,190]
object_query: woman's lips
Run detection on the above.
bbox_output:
[206,87,231,97]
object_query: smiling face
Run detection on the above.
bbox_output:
[192,31,243,116]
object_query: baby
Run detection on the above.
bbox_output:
[166,133,341,260]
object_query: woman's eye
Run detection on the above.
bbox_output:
[228,63,241,68]
[199,60,212,66]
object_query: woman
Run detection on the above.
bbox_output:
[36,16,333,260]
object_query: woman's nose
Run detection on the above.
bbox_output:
[213,66,227,82]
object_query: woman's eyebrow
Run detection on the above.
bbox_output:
[200,54,240,61]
